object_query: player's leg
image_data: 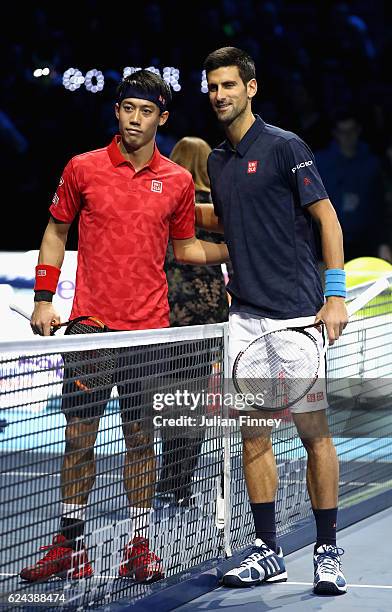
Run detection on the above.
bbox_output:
[222,314,287,587]
[222,415,286,587]
[116,347,163,582]
[19,370,109,582]
[293,409,339,509]
[291,332,347,595]
[60,413,101,548]
[242,419,278,547]
[121,416,156,533]
[119,413,164,582]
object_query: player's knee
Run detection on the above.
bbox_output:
[242,432,272,455]
[64,421,98,453]
[124,430,153,451]
[302,436,335,457]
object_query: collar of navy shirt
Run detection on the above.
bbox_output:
[225,114,266,156]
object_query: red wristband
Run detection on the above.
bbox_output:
[34,264,61,293]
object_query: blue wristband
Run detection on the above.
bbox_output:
[324,268,346,298]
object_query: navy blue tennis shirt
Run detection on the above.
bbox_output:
[208,115,327,319]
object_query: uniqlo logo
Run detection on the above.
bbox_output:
[316,392,324,401]
[307,393,316,403]
[247,161,258,174]
[151,180,163,193]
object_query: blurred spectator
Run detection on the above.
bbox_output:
[316,112,388,261]
[287,78,330,150]
[158,136,229,506]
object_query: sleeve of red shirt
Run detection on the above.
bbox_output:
[169,174,196,239]
[49,158,82,223]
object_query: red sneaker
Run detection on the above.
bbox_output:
[119,536,164,583]
[20,534,93,582]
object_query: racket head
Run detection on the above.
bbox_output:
[232,327,321,412]
[59,316,115,392]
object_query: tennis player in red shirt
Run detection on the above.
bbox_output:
[21,69,229,584]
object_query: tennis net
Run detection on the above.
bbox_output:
[0,278,391,610]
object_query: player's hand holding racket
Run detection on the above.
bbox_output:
[232,278,390,412]
[30,301,61,336]
[10,304,113,392]
[314,297,349,345]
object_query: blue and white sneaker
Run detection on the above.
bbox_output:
[222,539,287,587]
[313,544,347,595]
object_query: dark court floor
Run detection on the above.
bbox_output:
[173,506,392,612]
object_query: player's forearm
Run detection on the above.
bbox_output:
[309,199,344,269]
[319,215,344,270]
[175,239,230,265]
[38,218,69,268]
[195,203,224,234]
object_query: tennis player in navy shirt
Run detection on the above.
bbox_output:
[196,47,348,595]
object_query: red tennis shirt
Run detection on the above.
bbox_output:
[49,136,195,330]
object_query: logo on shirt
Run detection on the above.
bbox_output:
[52,193,59,206]
[303,177,312,186]
[151,180,163,193]
[59,176,64,187]
[247,161,258,174]
[291,160,313,173]
[307,391,324,402]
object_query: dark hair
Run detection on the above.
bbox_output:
[116,69,172,111]
[203,47,256,84]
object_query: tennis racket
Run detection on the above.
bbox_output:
[9,304,115,392]
[232,277,390,412]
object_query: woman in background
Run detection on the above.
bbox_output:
[166,136,229,326]
[158,137,229,506]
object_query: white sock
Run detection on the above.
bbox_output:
[61,502,87,522]
[129,507,152,540]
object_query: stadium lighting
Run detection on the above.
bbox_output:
[63,68,85,91]
[85,69,105,93]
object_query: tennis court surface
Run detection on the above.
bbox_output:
[0,278,391,610]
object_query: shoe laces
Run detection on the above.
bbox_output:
[240,544,270,567]
[36,543,70,565]
[316,547,344,575]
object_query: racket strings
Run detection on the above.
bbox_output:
[64,320,115,391]
[234,329,320,410]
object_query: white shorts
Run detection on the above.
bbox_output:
[228,312,328,414]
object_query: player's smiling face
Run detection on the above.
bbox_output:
[207,66,256,126]
[115,98,168,150]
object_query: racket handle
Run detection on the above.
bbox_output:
[346,277,390,317]
[9,304,31,321]
[9,303,65,334]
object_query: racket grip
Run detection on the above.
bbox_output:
[9,304,31,321]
